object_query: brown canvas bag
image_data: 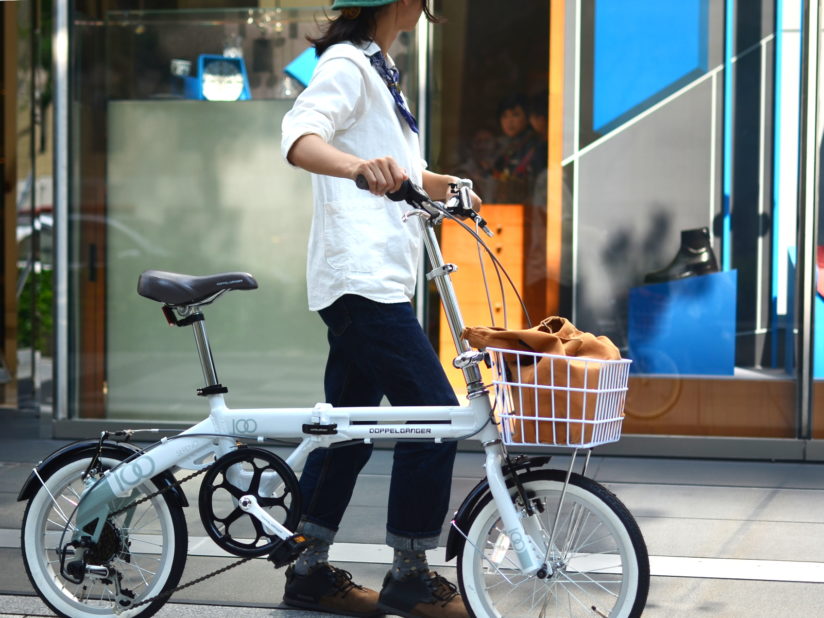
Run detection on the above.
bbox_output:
[462,317,621,445]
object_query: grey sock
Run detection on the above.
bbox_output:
[391,548,429,581]
[293,536,331,575]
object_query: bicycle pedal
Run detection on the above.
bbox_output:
[267,533,310,568]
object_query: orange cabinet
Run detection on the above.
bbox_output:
[437,204,527,394]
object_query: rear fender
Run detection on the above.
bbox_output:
[17,440,189,508]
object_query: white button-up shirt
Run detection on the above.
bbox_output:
[281,40,426,311]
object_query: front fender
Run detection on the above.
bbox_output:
[444,455,550,562]
[17,440,189,508]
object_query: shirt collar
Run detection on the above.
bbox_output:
[359,40,394,68]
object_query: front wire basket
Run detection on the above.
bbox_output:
[488,347,632,449]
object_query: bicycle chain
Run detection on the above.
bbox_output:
[117,555,255,614]
[103,455,263,615]
[109,464,210,518]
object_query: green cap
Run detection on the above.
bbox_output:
[331,0,397,8]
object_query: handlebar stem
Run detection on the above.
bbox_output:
[418,218,484,391]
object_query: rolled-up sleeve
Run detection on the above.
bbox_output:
[281,56,366,163]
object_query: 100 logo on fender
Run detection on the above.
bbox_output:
[111,456,157,494]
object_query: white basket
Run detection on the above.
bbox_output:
[488,347,632,449]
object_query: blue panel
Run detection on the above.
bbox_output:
[285,47,319,88]
[594,0,708,131]
[627,271,737,376]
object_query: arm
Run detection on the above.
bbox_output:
[286,134,409,196]
[422,170,483,212]
[421,170,459,200]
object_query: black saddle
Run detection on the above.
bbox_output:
[138,270,258,306]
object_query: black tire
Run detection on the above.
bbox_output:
[21,452,188,617]
[457,469,649,617]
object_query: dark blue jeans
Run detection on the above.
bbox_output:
[298,294,459,550]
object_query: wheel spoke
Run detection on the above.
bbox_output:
[559,563,621,598]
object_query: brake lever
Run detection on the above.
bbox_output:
[446,183,493,237]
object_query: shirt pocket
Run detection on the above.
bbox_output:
[323,197,389,273]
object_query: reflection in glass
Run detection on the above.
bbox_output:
[68,3,420,420]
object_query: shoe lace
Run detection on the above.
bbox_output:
[426,572,459,605]
[328,566,364,598]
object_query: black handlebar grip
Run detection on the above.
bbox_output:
[355,176,429,205]
[355,174,370,190]
[386,179,413,202]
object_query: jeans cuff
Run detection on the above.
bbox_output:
[298,519,337,544]
[386,530,440,551]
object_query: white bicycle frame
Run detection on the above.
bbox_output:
[75,192,546,576]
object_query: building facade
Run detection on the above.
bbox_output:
[3,0,824,459]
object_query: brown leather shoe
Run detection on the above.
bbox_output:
[283,564,384,617]
[377,570,469,618]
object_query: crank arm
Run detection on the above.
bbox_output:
[237,494,293,540]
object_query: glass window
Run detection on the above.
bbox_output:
[431,0,798,438]
[68,1,420,420]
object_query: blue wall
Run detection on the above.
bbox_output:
[594,0,709,131]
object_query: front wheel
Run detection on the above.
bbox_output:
[21,451,188,617]
[457,469,649,617]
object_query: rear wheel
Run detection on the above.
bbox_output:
[457,469,649,617]
[21,452,188,617]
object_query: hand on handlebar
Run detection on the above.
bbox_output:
[351,157,408,196]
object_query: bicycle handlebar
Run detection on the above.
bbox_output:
[354,175,492,236]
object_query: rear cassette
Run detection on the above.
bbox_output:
[198,447,301,557]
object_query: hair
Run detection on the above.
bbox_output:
[310,1,441,57]
[497,93,528,119]
[528,91,548,119]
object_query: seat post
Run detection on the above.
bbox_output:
[191,315,220,387]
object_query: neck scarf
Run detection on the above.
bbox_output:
[368,50,419,134]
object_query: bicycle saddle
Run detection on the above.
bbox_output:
[138,269,258,306]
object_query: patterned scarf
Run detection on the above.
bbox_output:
[368,50,419,134]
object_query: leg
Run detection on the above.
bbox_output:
[303,294,459,545]
[294,296,468,617]
[298,297,383,536]
[284,298,385,617]
[332,296,459,547]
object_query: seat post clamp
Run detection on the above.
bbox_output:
[162,305,204,327]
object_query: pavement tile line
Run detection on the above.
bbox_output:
[4,529,824,585]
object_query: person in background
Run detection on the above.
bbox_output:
[491,93,546,205]
[280,1,478,616]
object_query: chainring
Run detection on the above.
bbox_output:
[198,447,301,557]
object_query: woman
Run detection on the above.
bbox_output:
[280,1,476,616]
[491,93,546,204]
